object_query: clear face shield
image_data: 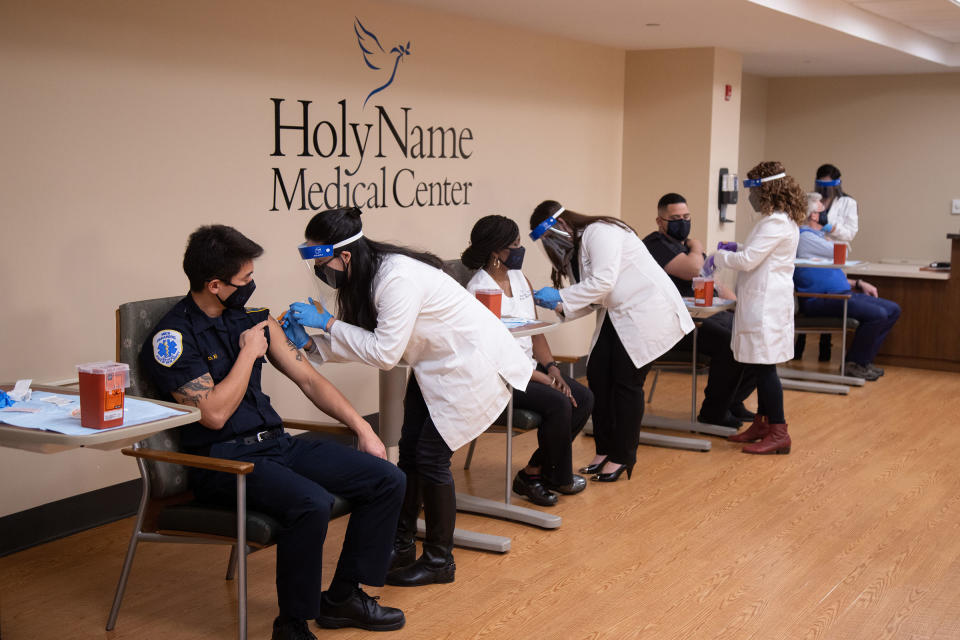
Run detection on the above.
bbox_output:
[529,206,577,280]
[294,231,364,315]
[815,177,842,201]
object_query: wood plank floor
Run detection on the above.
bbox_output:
[2,365,959,639]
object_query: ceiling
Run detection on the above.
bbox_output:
[387,0,960,76]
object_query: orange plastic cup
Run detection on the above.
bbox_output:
[475,289,502,318]
[693,277,715,307]
[833,243,847,265]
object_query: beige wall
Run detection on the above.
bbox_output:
[736,73,770,245]
[763,73,960,262]
[0,0,624,516]
[621,48,741,247]
[621,48,714,234]
[705,48,742,251]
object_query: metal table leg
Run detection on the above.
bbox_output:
[639,323,736,450]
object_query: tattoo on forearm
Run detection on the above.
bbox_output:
[173,374,214,407]
[286,338,304,361]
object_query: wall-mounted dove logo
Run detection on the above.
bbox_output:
[355,17,411,108]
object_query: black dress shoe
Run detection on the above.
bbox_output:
[272,617,317,640]
[543,474,587,495]
[512,470,558,506]
[593,463,633,482]
[316,588,405,631]
[578,456,608,475]
[697,412,742,428]
[729,403,755,421]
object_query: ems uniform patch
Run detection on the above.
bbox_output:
[153,330,183,367]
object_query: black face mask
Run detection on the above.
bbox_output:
[817,211,830,226]
[217,279,256,309]
[665,219,691,242]
[314,261,347,289]
[503,246,525,270]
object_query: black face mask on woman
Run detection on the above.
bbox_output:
[314,262,347,289]
[665,219,691,242]
[217,280,256,309]
[503,246,525,270]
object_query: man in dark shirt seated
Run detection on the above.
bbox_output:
[795,193,900,380]
[140,225,405,640]
[642,193,756,427]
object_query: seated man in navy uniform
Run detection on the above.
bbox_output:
[642,193,756,427]
[140,224,405,640]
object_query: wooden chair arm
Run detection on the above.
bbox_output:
[121,447,254,475]
[282,419,353,438]
[795,292,851,300]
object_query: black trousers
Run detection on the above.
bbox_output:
[672,311,756,419]
[737,363,784,423]
[398,375,454,485]
[513,368,594,485]
[587,315,652,468]
[191,434,405,620]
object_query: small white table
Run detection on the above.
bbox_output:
[638,299,738,451]
[0,385,201,454]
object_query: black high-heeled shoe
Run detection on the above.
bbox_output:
[578,456,608,475]
[593,463,633,482]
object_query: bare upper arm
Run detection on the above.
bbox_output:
[663,252,701,280]
[265,314,315,386]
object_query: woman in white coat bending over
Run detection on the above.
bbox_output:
[528,202,693,482]
[709,161,805,455]
[281,207,533,588]
[814,163,858,247]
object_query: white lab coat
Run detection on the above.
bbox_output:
[307,254,533,451]
[558,222,694,369]
[714,212,799,364]
[825,195,858,246]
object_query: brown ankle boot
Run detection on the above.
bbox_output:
[728,415,769,443]
[742,422,791,455]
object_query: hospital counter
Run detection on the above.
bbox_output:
[843,234,960,372]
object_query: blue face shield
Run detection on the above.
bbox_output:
[297,231,364,290]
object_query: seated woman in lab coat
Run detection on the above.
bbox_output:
[281,207,532,589]
[710,160,805,455]
[461,214,594,507]
[528,202,693,482]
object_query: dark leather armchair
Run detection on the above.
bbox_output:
[106,296,354,639]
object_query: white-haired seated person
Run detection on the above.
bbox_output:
[793,192,900,381]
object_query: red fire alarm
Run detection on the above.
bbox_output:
[724,84,733,101]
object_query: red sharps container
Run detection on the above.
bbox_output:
[76,362,130,428]
[475,289,503,318]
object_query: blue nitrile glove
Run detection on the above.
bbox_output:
[281,313,310,349]
[822,223,834,233]
[533,287,562,309]
[717,241,738,252]
[701,254,717,277]
[289,297,333,330]
[0,390,14,408]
